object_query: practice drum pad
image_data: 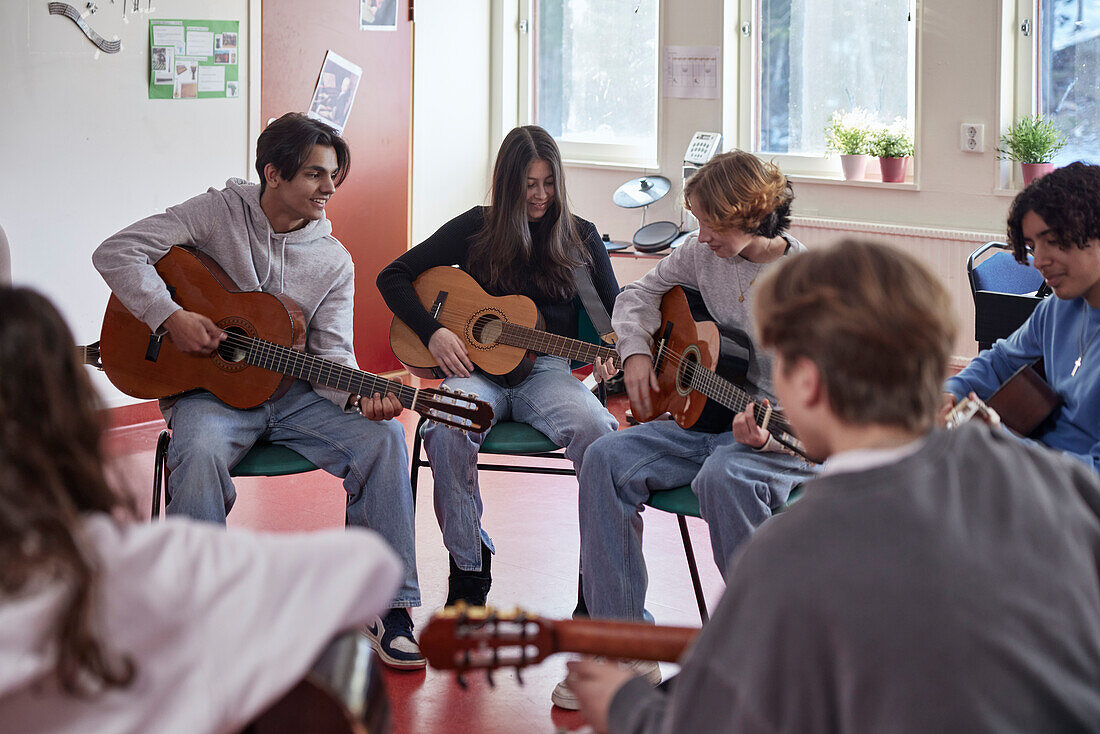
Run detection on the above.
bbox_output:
[632,221,681,253]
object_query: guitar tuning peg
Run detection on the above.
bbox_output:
[456,672,468,690]
[514,667,524,686]
[485,669,495,688]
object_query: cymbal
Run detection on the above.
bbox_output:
[613,176,671,208]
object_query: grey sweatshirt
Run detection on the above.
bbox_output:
[609,423,1100,733]
[612,232,804,401]
[92,179,357,408]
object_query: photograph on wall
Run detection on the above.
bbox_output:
[149,19,240,100]
[360,0,397,31]
[307,51,363,135]
[151,45,174,85]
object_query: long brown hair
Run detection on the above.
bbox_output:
[467,125,589,301]
[0,287,136,695]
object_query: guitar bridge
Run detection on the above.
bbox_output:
[653,321,673,376]
[145,330,166,362]
[430,290,449,319]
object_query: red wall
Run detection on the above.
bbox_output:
[262,0,411,372]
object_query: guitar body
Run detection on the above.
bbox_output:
[637,286,748,432]
[99,247,307,409]
[986,360,1060,436]
[388,266,541,387]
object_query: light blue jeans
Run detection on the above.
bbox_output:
[579,419,815,621]
[165,380,420,607]
[422,356,618,571]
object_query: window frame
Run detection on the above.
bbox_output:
[722,0,921,183]
[517,0,662,169]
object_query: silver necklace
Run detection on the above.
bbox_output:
[1072,301,1100,377]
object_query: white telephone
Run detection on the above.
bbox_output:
[684,131,722,166]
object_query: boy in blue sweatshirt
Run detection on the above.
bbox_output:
[944,162,1100,472]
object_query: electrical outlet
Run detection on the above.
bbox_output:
[961,123,985,153]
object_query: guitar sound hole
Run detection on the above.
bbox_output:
[216,326,249,363]
[677,348,700,396]
[471,313,503,346]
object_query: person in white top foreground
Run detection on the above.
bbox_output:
[567,240,1100,734]
[0,285,404,734]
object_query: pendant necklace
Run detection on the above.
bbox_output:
[734,237,777,304]
[1072,301,1100,377]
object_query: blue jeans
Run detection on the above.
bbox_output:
[579,419,815,621]
[422,356,618,571]
[165,380,420,607]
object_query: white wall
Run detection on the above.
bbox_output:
[1,0,254,407]
[411,0,493,245]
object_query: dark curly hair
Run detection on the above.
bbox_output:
[1007,162,1100,263]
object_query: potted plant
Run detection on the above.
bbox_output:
[868,120,914,183]
[997,114,1067,186]
[825,108,874,180]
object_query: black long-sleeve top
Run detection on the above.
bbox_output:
[377,206,619,346]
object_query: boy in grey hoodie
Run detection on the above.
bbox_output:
[92,113,424,668]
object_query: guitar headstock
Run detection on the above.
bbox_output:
[415,386,495,433]
[945,395,1002,429]
[418,603,554,678]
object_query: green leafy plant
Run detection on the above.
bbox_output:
[997,115,1067,163]
[867,120,914,158]
[824,109,874,155]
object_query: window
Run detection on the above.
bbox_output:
[726,0,917,178]
[1013,0,1100,166]
[528,0,660,166]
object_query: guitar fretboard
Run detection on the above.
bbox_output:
[235,335,422,409]
[498,323,620,367]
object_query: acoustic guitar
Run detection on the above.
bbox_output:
[96,247,494,432]
[418,604,697,681]
[638,286,812,461]
[243,632,389,734]
[388,266,619,387]
[944,360,1060,436]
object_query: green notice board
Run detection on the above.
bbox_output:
[149,19,240,100]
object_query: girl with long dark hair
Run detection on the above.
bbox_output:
[378,125,620,606]
[0,286,403,733]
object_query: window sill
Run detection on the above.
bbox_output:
[561,158,661,172]
[786,173,919,191]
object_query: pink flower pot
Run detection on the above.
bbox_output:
[840,154,869,181]
[878,156,909,183]
[1021,162,1055,186]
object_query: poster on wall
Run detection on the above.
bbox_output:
[307,51,363,135]
[360,0,397,31]
[149,19,240,99]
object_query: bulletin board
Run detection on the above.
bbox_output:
[149,19,240,99]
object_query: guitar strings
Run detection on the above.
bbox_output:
[428,314,621,367]
[215,332,480,423]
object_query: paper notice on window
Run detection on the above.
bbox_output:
[664,46,721,99]
[197,65,225,93]
[186,30,215,58]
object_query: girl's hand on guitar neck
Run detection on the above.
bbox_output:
[428,328,475,378]
[593,356,619,383]
[623,354,660,416]
[163,309,226,355]
[732,400,771,450]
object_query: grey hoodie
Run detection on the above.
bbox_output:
[93,179,357,408]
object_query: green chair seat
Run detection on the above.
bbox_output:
[231,443,318,477]
[645,485,700,517]
[479,422,563,455]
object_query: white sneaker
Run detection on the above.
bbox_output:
[551,658,661,710]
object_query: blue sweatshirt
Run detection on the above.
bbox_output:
[945,294,1100,471]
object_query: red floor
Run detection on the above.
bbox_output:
[103,394,725,734]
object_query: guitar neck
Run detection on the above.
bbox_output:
[499,323,620,367]
[550,619,696,663]
[245,337,413,406]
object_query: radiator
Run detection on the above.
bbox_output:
[788,217,1006,360]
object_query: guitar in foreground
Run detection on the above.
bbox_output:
[944,360,1060,436]
[388,266,618,386]
[419,604,697,682]
[97,247,494,432]
[636,286,813,461]
[244,632,389,734]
